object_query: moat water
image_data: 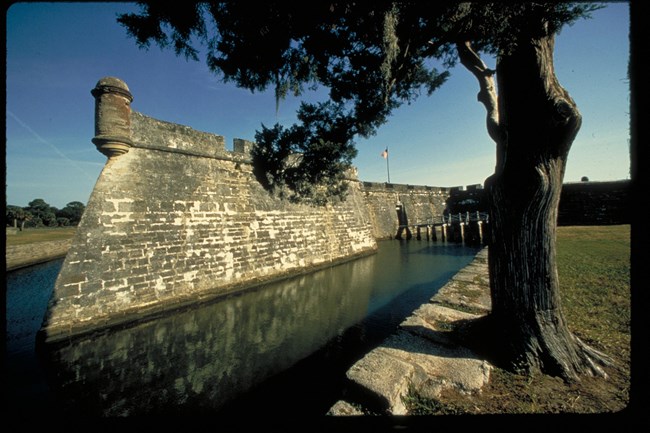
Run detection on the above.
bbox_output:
[5,240,480,417]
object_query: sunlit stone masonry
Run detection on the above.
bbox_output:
[38,77,456,345]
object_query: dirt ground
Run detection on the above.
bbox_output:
[426,360,631,415]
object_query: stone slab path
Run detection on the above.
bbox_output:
[328,247,492,416]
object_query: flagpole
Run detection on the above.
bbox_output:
[386,146,391,183]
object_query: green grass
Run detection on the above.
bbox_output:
[403,224,631,414]
[5,227,77,246]
[556,225,631,362]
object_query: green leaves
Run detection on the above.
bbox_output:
[252,100,358,205]
[117,2,599,204]
[117,2,205,60]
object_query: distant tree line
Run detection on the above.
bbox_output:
[5,199,85,230]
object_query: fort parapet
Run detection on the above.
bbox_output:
[41,77,453,344]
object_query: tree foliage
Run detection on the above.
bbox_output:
[5,199,85,228]
[117,2,599,200]
[26,199,58,227]
[57,201,86,224]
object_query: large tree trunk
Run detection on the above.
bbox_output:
[458,34,612,381]
[489,34,613,380]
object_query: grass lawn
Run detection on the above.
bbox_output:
[404,224,631,415]
[556,225,631,367]
[5,227,77,246]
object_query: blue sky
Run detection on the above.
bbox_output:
[6,2,630,209]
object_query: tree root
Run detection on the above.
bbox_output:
[532,310,617,382]
[448,314,616,382]
[573,336,616,379]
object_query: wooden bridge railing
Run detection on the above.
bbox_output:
[396,211,490,245]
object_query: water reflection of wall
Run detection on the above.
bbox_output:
[39,253,376,416]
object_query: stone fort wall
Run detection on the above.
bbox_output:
[445,180,631,226]
[359,182,450,240]
[40,77,453,344]
[39,77,628,344]
[557,180,630,226]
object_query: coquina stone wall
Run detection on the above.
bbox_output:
[445,180,631,226]
[6,239,72,271]
[360,182,450,240]
[557,180,631,226]
[36,77,630,348]
[39,78,382,344]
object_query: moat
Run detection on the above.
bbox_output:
[6,239,479,417]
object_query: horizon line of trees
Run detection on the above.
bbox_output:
[6,198,85,230]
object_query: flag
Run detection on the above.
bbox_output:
[381,148,388,159]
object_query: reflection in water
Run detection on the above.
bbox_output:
[5,259,64,412]
[38,251,377,416]
[8,240,479,416]
[6,259,64,355]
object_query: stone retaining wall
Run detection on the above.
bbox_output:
[6,239,72,271]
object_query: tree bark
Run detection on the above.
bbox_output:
[458,34,613,381]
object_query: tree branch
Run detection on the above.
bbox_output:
[456,41,504,145]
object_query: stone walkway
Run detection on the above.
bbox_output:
[328,247,493,416]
